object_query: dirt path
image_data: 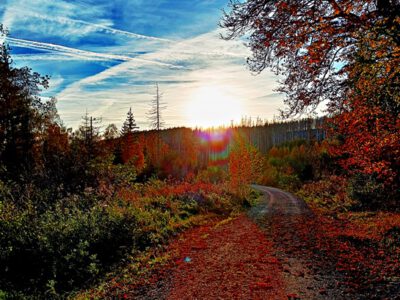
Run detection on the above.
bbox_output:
[132,186,357,299]
[249,185,312,216]
[250,185,346,299]
[133,215,287,299]
[166,215,286,299]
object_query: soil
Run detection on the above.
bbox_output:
[127,186,399,299]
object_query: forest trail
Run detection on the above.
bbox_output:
[249,185,312,216]
[133,186,346,299]
[248,186,345,299]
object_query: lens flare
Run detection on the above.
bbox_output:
[197,128,232,166]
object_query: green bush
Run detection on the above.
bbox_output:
[277,174,302,191]
[348,173,395,210]
[296,176,359,212]
[0,175,243,298]
[0,197,140,296]
[0,188,234,298]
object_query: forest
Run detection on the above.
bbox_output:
[1,0,399,298]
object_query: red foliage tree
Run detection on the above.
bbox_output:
[221,0,399,116]
[221,0,400,205]
[120,133,145,172]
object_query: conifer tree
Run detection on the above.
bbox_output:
[77,112,101,160]
[119,107,141,166]
[121,107,139,136]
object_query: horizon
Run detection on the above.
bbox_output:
[1,0,286,130]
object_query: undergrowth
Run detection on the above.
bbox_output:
[0,180,250,299]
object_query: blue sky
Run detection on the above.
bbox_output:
[1,0,284,129]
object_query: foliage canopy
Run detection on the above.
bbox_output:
[221,0,400,116]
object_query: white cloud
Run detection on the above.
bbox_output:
[1,0,285,129]
[56,29,283,129]
[11,53,109,61]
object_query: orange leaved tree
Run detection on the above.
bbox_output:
[221,0,399,207]
[229,133,264,198]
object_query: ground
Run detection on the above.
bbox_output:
[86,186,400,299]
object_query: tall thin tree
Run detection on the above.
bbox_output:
[147,83,166,166]
[78,111,101,159]
[147,83,166,131]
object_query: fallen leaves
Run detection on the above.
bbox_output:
[167,215,286,299]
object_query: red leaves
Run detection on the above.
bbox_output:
[287,293,300,300]
[167,215,286,299]
[266,257,279,264]
[253,282,273,289]
[328,97,400,188]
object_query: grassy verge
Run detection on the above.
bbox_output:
[0,180,252,299]
[73,184,260,299]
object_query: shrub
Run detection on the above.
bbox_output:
[0,178,243,298]
[296,175,359,213]
[381,226,400,254]
[348,173,397,210]
[0,197,140,296]
[277,174,302,192]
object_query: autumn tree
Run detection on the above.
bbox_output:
[221,0,399,115]
[221,0,400,205]
[0,26,56,178]
[229,133,264,198]
[329,98,400,208]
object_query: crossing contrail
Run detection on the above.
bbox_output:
[6,37,183,69]
[4,8,173,43]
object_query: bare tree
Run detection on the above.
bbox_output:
[147,83,167,166]
[147,83,166,130]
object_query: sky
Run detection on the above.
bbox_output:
[0,0,284,130]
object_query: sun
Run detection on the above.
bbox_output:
[184,85,243,128]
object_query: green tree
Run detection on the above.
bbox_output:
[103,123,119,140]
[76,112,102,160]
[121,107,139,136]
[0,26,54,178]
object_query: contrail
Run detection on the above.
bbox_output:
[6,37,183,69]
[6,8,173,43]
[11,53,111,62]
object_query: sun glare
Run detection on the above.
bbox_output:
[185,85,243,128]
